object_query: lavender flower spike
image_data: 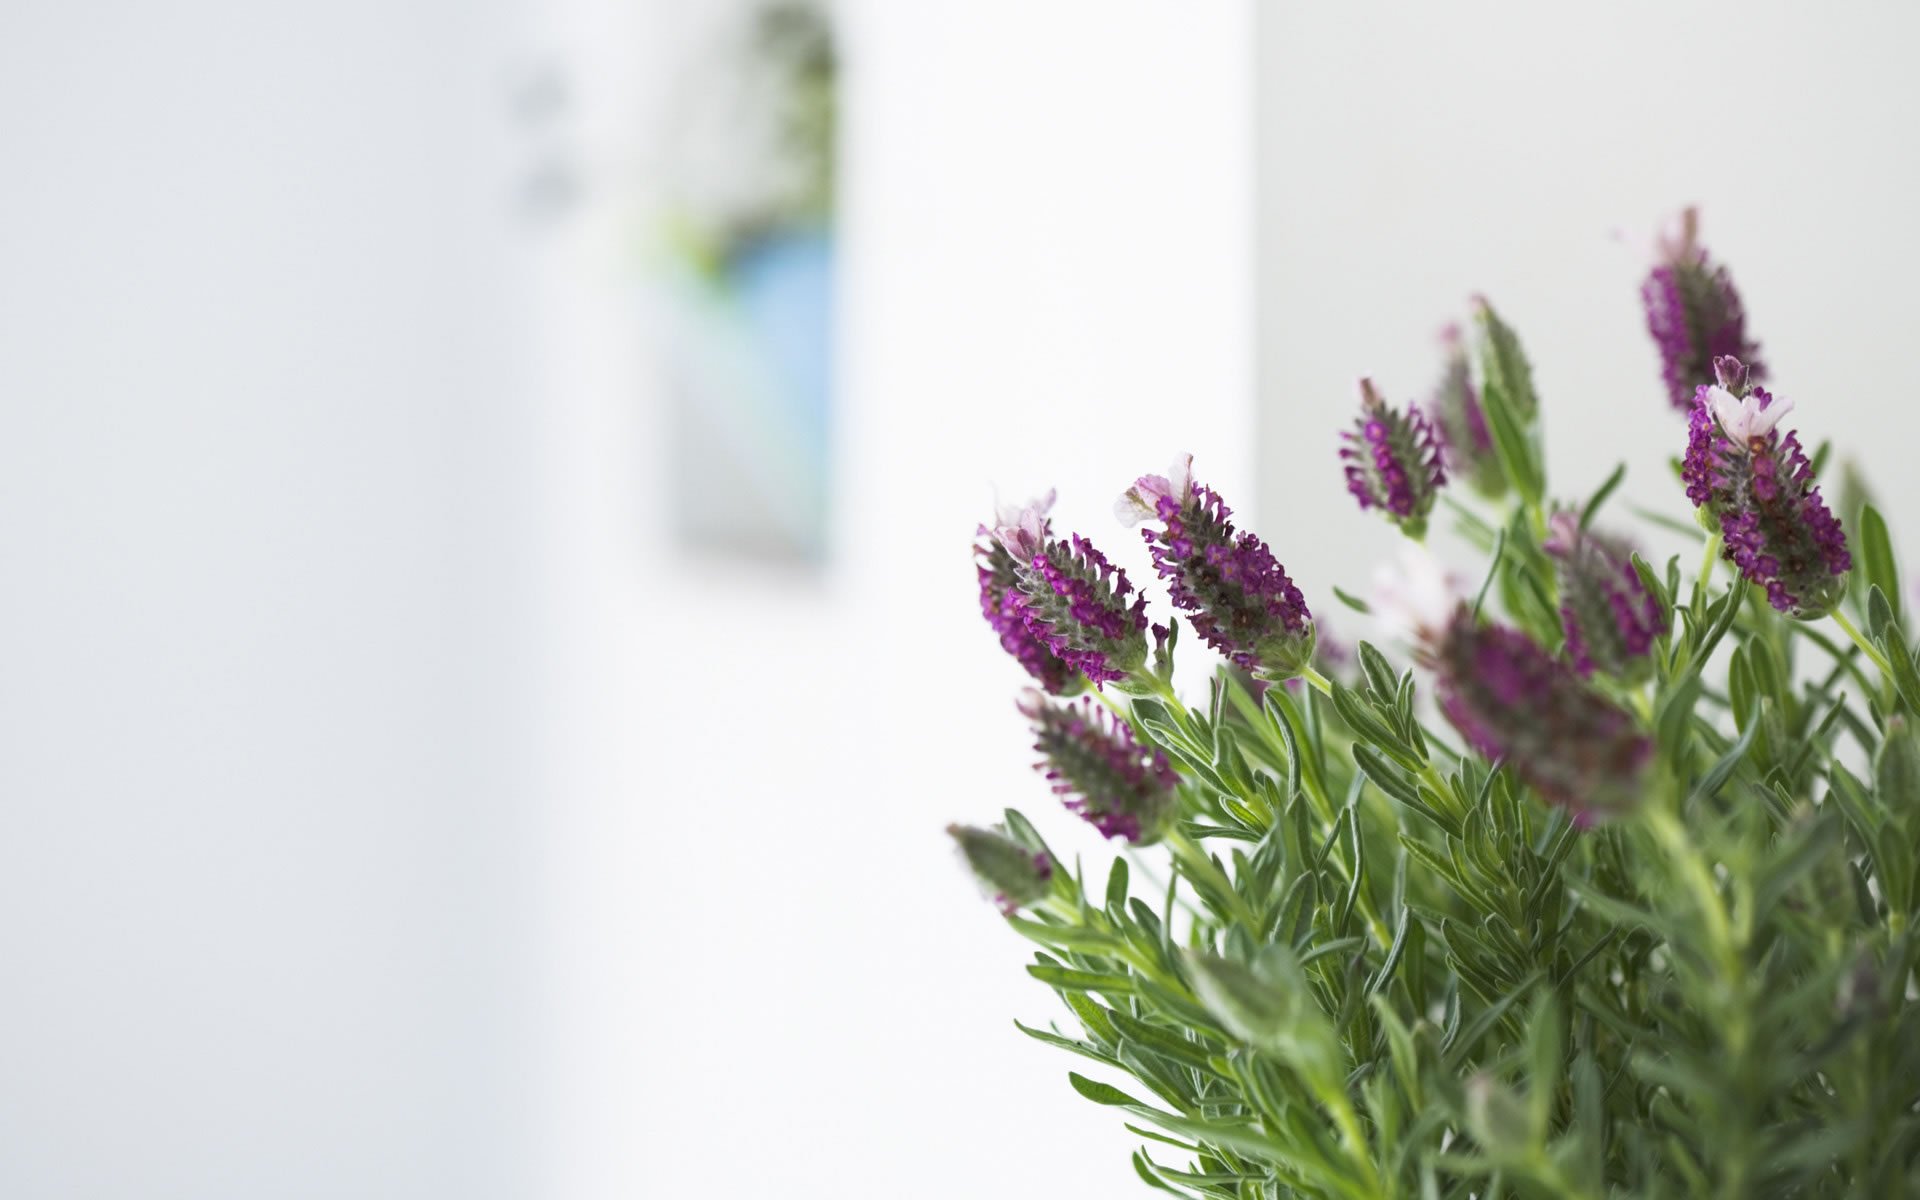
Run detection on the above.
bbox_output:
[1343,379,1447,538]
[1117,454,1315,679]
[976,492,1082,695]
[1018,690,1179,844]
[1643,206,1763,412]
[947,823,1053,915]
[991,499,1149,687]
[1428,324,1504,499]
[1544,511,1667,683]
[1682,356,1850,618]
[1432,609,1651,823]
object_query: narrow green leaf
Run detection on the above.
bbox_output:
[1029,964,1138,995]
[1068,1071,1143,1107]
[1473,526,1508,621]
[1333,586,1373,615]
[1579,462,1628,531]
[1859,505,1900,623]
[1106,857,1130,913]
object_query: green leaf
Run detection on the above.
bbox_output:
[1858,505,1900,623]
[1333,585,1372,615]
[1105,857,1130,913]
[1014,1019,1121,1068]
[1688,702,1761,805]
[1443,972,1543,1068]
[1068,1071,1143,1107]
[1579,462,1628,532]
[1028,964,1139,995]
[1472,526,1508,621]
[1356,640,1401,703]
[1875,716,1920,817]
[1129,1150,1194,1197]
[1005,917,1119,953]
[1877,619,1920,717]
[1869,585,1896,644]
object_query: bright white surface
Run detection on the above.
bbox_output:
[0,1,538,1197]
[1256,5,1920,607]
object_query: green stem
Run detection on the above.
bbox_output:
[1698,531,1723,593]
[1299,664,1334,697]
[1830,606,1895,678]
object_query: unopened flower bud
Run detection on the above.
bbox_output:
[1544,512,1667,683]
[1342,379,1447,538]
[1682,356,1850,618]
[1018,689,1179,844]
[1643,207,1763,412]
[1428,324,1505,498]
[947,823,1054,915]
[1434,611,1651,822]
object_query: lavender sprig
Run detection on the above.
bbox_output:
[1018,689,1179,844]
[1682,356,1850,618]
[1544,512,1666,683]
[947,823,1053,915]
[1432,609,1651,823]
[1643,207,1763,412]
[991,497,1149,687]
[1428,324,1504,498]
[1117,454,1314,680]
[1342,379,1447,538]
[975,493,1082,695]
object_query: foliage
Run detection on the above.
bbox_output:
[964,301,1920,1198]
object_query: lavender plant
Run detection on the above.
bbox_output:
[952,212,1920,1197]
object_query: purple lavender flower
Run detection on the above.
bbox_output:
[1342,379,1447,538]
[1019,690,1180,844]
[1116,454,1314,679]
[1428,324,1504,498]
[1432,609,1651,823]
[976,492,1082,695]
[990,498,1149,687]
[1682,356,1850,618]
[947,823,1054,915]
[1544,511,1667,683]
[1643,207,1763,412]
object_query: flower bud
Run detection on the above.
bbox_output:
[1544,512,1667,683]
[1018,689,1179,844]
[1434,610,1651,822]
[1117,454,1314,679]
[990,505,1149,687]
[947,823,1054,915]
[1682,356,1850,618]
[1643,207,1763,412]
[1342,379,1447,538]
[1428,324,1505,498]
[975,493,1082,695]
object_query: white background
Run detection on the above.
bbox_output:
[6,2,1920,1198]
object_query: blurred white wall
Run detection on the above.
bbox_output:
[0,2,539,1196]
[1257,4,1920,601]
